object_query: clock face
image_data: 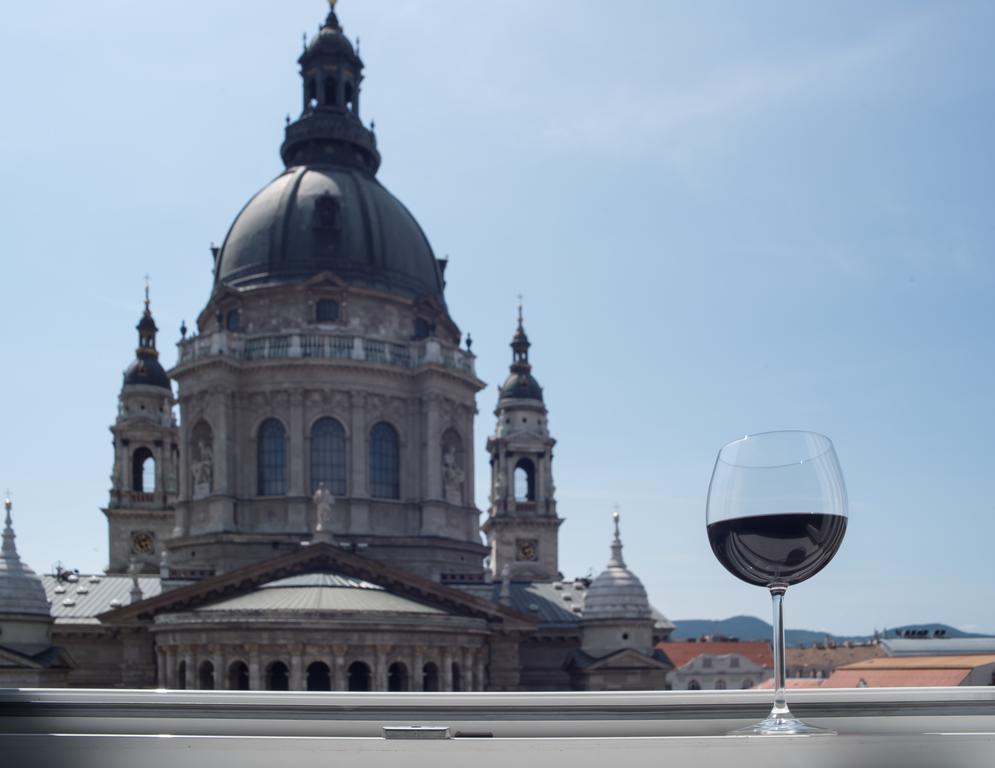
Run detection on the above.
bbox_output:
[131,531,155,555]
[516,539,538,562]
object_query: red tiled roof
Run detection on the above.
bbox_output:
[754,678,825,689]
[823,669,970,688]
[656,641,773,669]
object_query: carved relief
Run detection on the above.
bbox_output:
[442,429,465,506]
[312,482,335,543]
[191,421,214,499]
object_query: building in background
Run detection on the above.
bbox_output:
[823,656,995,688]
[0,3,672,692]
[656,640,773,691]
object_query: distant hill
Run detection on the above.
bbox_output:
[671,616,989,647]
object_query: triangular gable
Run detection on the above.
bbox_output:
[0,644,75,671]
[304,271,350,290]
[567,647,673,673]
[99,542,536,630]
[0,645,43,670]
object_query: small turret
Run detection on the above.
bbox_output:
[0,495,54,648]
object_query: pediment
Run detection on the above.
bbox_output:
[304,271,350,290]
[568,647,673,673]
[99,543,536,630]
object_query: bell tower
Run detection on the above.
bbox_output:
[482,307,563,581]
[103,286,179,573]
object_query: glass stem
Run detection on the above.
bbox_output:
[770,584,789,718]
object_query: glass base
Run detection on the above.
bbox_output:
[730,711,836,736]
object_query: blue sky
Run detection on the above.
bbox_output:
[1,1,993,635]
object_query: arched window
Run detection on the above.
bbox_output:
[315,298,339,322]
[308,78,317,106]
[369,422,400,499]
[422,662,439,692]
[226,309,240,332]
[688,679,701,691]
[132,447,155,493]
[311,418,346,495]
[266,661,289,691]
[177,660,187,690]
[344,81,354,110]
[198,660,215,690]
[324,77,337,106]
[348,661,371,691]
[307,662,331,691]
[514,458,536,502]
[388,662,409,692]
[257,419,287,496]
[451,662,462,692]
[715,679,727,690]
[228,661,250,690]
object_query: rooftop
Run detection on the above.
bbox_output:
[656,640,774,669]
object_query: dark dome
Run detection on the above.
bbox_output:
[307,25,356,58]
[499,371,543,401]
[215,166,445,303]
[124,356,171,389]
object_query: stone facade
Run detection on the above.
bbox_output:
[4,3,674,694]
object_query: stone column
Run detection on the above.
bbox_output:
[290,645,305,691]
[464,409,475,511]
[425,395,442,500]
[214,389,229,495]
[249,645,262,691]
[412,647,424,692]
[374,646,388,691]
[333,645,348,691]
[156,646,166,688]
[350,392,367,498]
[462,648,473,691]
[183,649,196,690]
[153,440,165,503]
[288,391,305,497]
[212,645,225,690]
[117,438,129,497]
[475,649,487,692]
[165,646,177,689]
[442,649,453,691]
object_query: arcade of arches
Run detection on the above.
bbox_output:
[157,642,487,691]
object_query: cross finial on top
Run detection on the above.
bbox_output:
[516,294,524,325]
[143,275,151,310]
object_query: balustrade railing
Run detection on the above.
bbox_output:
[177,331,474,375]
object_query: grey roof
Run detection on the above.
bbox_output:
[42,574,163,625]
[0,502,52,618]
[194,572,444,615]
[457,578,673,631]
[458,580,587,627]
[215,166,444,303]
[882,637,995,656]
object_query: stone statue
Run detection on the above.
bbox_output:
[192,439,213,498]
[312,482,335,544]
[442,445,464,505]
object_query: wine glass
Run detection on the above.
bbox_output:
[706,430,847,736]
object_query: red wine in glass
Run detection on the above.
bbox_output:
[706,431,848,736]
[707,512,847,588]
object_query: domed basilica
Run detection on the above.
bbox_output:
[0,3,672,692]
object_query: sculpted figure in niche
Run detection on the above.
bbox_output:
[442,444,464,505]
[312,482,335,543]
[191,439,213,499]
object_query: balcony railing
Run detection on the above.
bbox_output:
[176,331,475,376]
[1,688,993,767]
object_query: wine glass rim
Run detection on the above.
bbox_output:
[716,430,836,469]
